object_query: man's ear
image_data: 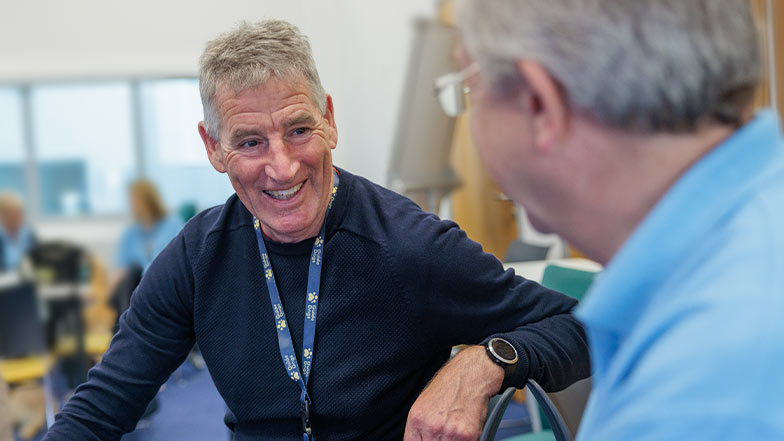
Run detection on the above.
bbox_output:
[198,122,227,173]
[323,94,338,150]
[515,60,569,153]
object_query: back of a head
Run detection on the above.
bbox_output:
[198,19,326,139]
[457,0,762,133]
[130,179,167,224]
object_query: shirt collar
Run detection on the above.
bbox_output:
[577,110,784,335]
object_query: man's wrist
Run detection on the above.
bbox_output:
[483,337,518,380]
[464,345,505,398]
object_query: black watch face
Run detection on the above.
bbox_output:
[491,339,517,363]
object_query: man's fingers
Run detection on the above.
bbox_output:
[405,412,479,441]
[439,421,478,441]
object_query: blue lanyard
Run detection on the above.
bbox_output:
[253,171,338,441]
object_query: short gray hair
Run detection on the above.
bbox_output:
[457,0,762,133]
[199,19,327,139]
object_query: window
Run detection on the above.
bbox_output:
[4,78,233,220]
[30,82,136,216]
[139,79,234,213]
[0,87,28,202]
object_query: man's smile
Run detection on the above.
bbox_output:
[263,180,306,201]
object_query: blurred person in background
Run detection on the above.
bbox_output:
[112,179,183,335]
[112,179,184,420]
[113,179,182,314]
[455,0,784,439]
[0,192,36,273]
[116,179,183,275]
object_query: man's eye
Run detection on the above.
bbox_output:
[241,140,260,148]
[291,128,310,136]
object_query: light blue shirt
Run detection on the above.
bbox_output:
[116,216,183,272]
[576,111,784,440]
[0,224,34,271]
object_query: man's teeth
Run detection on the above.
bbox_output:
[264,182,304,200]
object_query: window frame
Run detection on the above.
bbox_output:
[0,76,215,222]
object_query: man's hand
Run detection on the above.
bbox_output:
[404,345,505,441]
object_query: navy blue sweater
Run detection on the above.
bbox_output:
[44,168,589,441]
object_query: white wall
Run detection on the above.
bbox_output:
[0,0,438,185]
[2,0,440,263]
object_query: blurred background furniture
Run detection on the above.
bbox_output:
[504,241,551,263]
[29,241,91,388]
[0,278,57,435]
[0,376,12,441]
[387,18,461,214]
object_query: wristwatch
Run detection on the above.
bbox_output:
[484,337,518,378]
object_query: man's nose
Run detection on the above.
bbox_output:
[264,142,300,183]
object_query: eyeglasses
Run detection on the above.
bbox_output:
[434,63,480,117]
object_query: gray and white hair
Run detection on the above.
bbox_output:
[456,0,762,133]
[198,19,327,139]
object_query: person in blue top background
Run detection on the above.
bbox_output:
[454,0,784,439]
[116,179,183,274]
[0,192,36,273]
[113,179,184,419]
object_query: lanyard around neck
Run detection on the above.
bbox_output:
[252,170,338,440]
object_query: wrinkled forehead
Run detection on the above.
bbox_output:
[215,76,320,118]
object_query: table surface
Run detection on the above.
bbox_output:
[54,332,113,356]
[0,273,90,300]
[504,258,602,283]
[37,284,92,301]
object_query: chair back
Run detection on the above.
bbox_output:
[540,265,596,302]
[0,281,46,359]
[504,240,551,262]
[479,387,516,441]
[526,380,573,441]
[29,241,88,285]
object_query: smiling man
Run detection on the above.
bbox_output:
[43,20,589,441]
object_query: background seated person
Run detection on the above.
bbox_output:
[0,192,36,273]
[112,179,183,317]
[116,179,183,274]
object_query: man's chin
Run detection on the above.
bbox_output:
[258,213,320,243]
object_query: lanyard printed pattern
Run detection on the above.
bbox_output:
[253,171,338,440]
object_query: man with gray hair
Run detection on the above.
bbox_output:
[43,19,590,441]
[448,0,784,439]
